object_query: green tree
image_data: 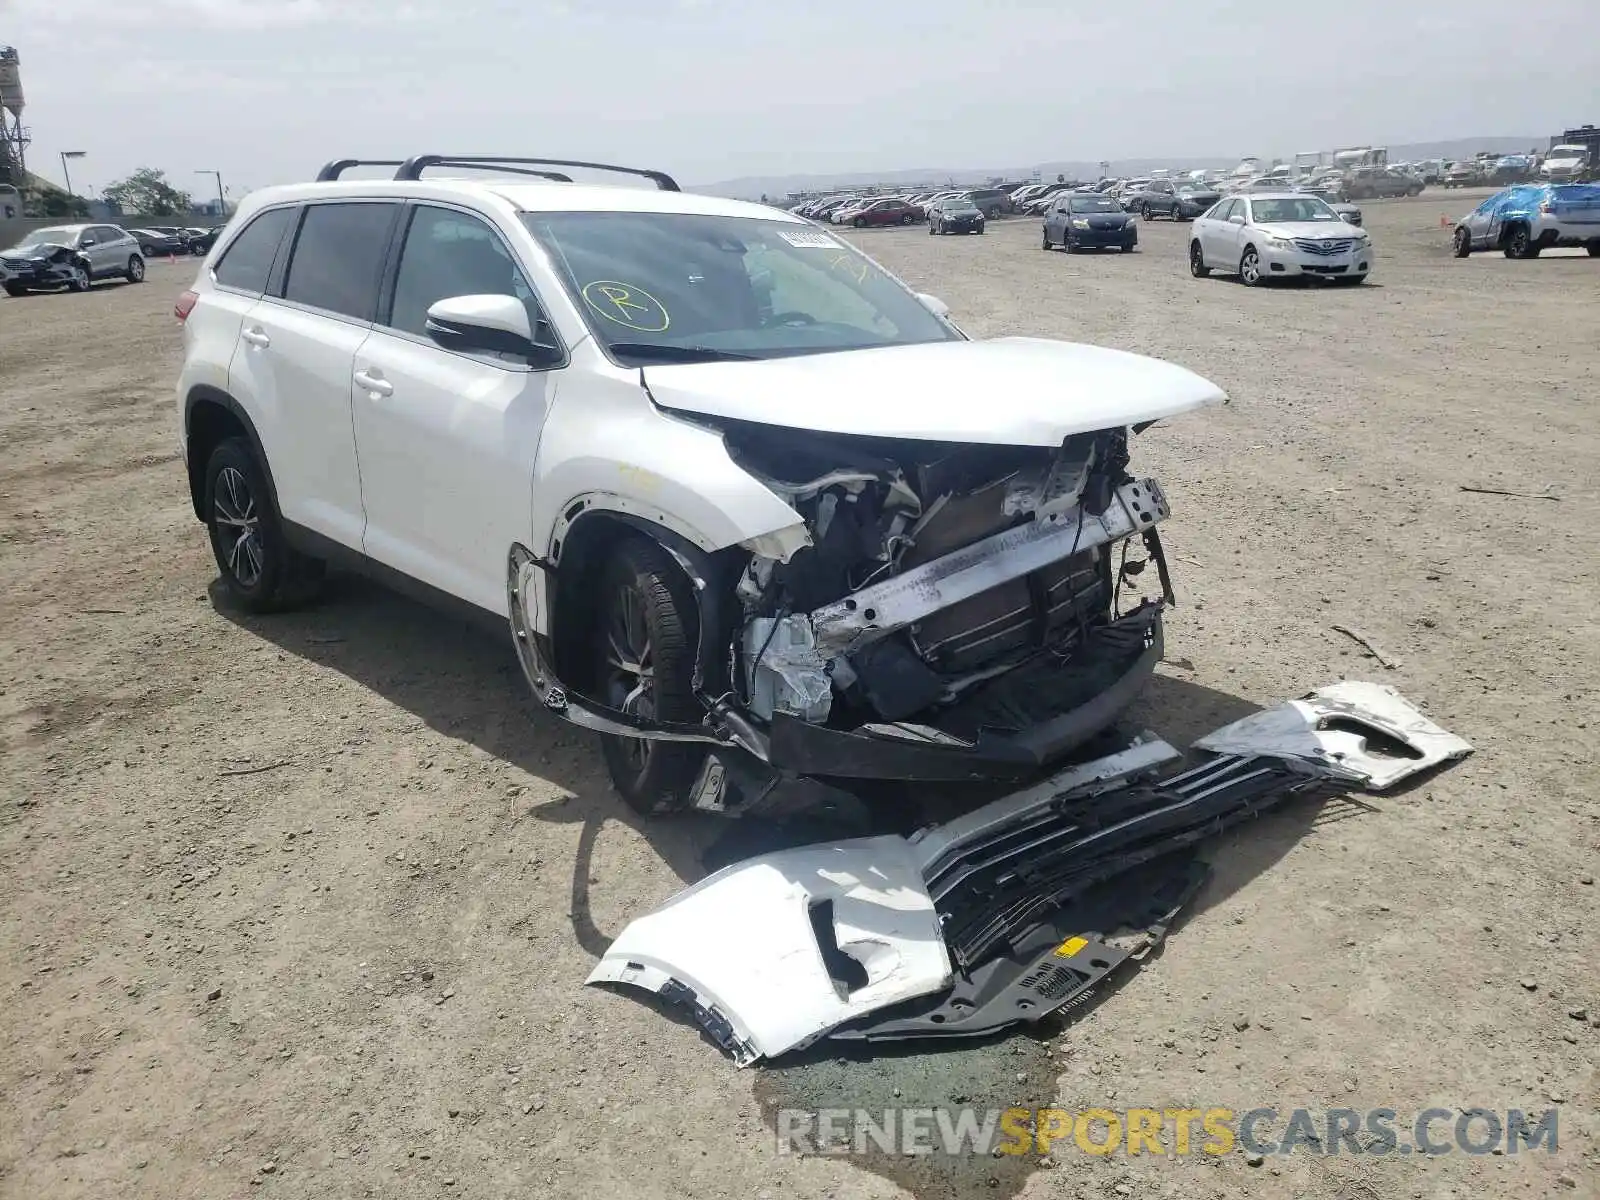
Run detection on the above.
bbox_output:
[36,188,90,218]
[103,167,193,217]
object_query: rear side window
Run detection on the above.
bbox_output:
[213,208,295,295]
[282,202,398,321]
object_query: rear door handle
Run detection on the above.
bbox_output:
[241,328,271,348]
[353,369,393,397]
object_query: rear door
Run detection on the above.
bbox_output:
[228,200,400,551]
[350,202,563,615]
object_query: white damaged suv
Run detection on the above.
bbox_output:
[175,156,1225,816]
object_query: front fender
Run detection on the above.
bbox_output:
[530,372,811,563]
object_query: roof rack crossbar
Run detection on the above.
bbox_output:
[394,155,680,191]
[315,159,406,182]
[409,161,574,183]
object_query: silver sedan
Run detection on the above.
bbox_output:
[1187,193,1373,286]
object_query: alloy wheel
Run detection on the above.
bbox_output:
[603,581,655,773]
[213,466,264,588]
[1240,249,1261,285]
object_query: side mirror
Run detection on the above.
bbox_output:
[424,294,560,365]
[1228,214,1246,225]
[916,293,951,319]
[80,237,96,248]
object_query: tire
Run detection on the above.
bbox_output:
[900,214,914,225]
[2,283,26,297]
[141,245,157,257]
[1189,241,1210,277]
[1452,227,1471,258]
[126,255,146,283]
[1141,204,1153,221]
[1239,245,1263,286]
[1042,228,1052,250]
[929,221,937,236]
[853,217,867,228]
[592,538,706,815]
[67,263,92,293]
[1588,242,1600,257]
[202,437,324,613]
[1503,224,1535,259]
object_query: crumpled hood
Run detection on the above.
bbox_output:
[645,337,1227,445]
[3,241,70,258]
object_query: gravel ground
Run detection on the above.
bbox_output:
[2,190,1597,1200]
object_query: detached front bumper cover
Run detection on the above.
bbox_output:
[585,682,1472,1064]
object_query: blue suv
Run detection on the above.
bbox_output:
[1451,183,1600,258]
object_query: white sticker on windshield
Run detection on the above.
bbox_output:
[779,229,842,249]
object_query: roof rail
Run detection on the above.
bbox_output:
[394,155,680,192]
[315,159,406,182]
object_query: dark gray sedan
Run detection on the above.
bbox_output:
[1042,192,1138,252]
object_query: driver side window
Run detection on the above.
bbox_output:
[387,205,539,339]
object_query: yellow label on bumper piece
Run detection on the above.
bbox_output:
[1054,936,1089,959]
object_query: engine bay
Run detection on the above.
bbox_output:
[721,419,1174,741]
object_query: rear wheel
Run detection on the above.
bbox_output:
[1141,203,1153,221]
[1451,227,1471,258]
[2,283,26,297]
[1588,241,1600,257]
[202,437,324,613]
[592,539,706,815]
[1503,224,1536,258]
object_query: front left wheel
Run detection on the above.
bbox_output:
[1239,246,1263,286]
[203,437,324,613]
[126,255,146,283]
[592,539,707,815]
[1452,227,1471,257]
[67,263,91,292]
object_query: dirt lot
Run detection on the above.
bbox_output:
[2,192,1597,1200]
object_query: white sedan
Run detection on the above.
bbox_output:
[1187,192,1372,286]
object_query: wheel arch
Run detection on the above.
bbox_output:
[540,503,742,703]
[183,386,279,523]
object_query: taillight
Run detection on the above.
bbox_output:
[1538,201,1553,215]
[175,290,198,322]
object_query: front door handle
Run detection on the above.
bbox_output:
[353,369,393,397]
[241,328,271,348]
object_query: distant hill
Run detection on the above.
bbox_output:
[695,136,1546,199]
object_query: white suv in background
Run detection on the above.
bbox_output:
[175,155,1224,817]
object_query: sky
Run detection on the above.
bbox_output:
[2,0,1597,198]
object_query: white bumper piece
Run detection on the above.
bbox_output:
[589,682,1471,1065]
[585,835,951,1066]
[1192,681,1472,791]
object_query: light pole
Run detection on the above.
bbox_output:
[196,169,224,216]
[60,150,86,198]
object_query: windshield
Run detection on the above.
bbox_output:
[522,211,960,365]
[1069,196,1120,213]
[1250,197,1339,223]
[942,198,980,213]
[16,227,75,248]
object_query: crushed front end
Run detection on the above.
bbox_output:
[509,416,1192,816]
[723,422,1175,791]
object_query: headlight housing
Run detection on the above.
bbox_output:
[1071,218,1090,229]
[1263,234,1293,249]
